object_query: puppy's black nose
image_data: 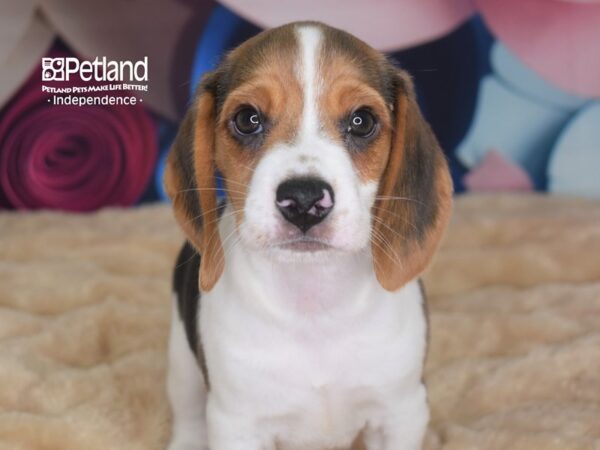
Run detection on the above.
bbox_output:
[276,178,334,233]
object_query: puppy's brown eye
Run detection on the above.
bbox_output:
[348,109,376,138]
[234,107,263,135]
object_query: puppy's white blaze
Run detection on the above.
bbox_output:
[296,25,322,138]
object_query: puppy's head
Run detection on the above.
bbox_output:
[165,22,452,292]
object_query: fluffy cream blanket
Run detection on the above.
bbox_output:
[0,195,598,450]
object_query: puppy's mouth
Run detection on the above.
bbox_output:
[273,236,333,252]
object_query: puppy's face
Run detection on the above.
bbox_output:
[165,22,452,292]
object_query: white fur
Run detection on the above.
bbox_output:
[167,24,429,450]
[298,26,321,137]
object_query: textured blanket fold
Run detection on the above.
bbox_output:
[0,194,598,449]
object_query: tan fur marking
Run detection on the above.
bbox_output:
[164,88,225,292]
[317,52,392,183]
[165,156,203,251]
[164,106,206,254]
[193,93,225,292]
[215,32,303,229]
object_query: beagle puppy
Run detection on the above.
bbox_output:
[165,21,452,450]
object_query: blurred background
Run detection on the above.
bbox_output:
[1,0,599,212]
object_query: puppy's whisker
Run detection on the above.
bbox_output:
[229,162,257,177]
[203,210,241,241]
[174,247,200,270]
[369,235,398,269]
[369,226,393,256]
[375,196,428,208]
[369,244,385,276]
[202,209,243,253]
[371,215,411,244]
[179,206,242,236]
[198,202,230,218]
[216,226,241,271]
[202,208,240,229]
[370,205,420,233]
[178,205,221,229]
[370,222,403,261]
[239,163,257,175]
[371,237,401,271]
[218,168,256,191]
[179,204,228,229]
[219,234,243,271]
[222,178,251,189]
[370,227,402,267]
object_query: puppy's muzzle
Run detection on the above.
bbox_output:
[276,177,334,233]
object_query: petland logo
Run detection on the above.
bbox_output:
[42,56,148,82]
[42,56,149,106]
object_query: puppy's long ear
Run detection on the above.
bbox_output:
[372,71,453,291]
[164,75,224,292]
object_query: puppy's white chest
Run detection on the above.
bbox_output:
[271,330,397,447]
[201,275,426,449]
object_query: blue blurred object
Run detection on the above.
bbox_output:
[457,42,593,190]
[155,151,169,201]
[190,3,261,96]
[548,102,600,198]
[457,76,571,189]
[491,43,588,111]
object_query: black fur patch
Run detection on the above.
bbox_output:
[172,241,210,387]
[399,113,440,243]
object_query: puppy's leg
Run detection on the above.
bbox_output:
[167,300,208,450]
[367,384,429,450]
